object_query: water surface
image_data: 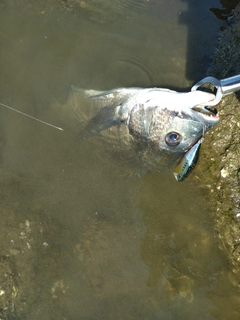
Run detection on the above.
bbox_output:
[0,1,239,319]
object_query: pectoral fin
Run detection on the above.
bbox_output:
[78,105,124,139]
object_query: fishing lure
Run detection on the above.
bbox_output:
[174,138,203,181]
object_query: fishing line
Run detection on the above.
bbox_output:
[0,102,64,131]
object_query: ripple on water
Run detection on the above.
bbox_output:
[113,0,151,14]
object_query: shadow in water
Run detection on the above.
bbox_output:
[210,0,240,20]
[180,0,227,83]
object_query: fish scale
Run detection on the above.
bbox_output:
[77,86,219,178]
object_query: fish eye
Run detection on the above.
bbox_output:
[165,132,182,146]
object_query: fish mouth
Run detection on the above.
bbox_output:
[184,104,220,127]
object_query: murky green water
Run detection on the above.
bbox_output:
[0,1,240,319]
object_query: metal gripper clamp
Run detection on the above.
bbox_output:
[191,74,240,106]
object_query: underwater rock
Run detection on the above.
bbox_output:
[194,3,240,287]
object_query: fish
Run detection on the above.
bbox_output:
[77,87,219,178]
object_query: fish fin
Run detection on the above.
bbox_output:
[78,105,124,139]
[87,88,141,99]
[68,85,141,108]
[85,88,142,110]
[66,85,104,99]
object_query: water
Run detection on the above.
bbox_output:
[0,1,240,319]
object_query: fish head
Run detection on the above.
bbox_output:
[127,90,219,168]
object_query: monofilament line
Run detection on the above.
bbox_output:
[0,102,64,131]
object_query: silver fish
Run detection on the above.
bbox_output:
[77,87,219,177]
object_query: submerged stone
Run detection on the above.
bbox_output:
[194,3,240,287]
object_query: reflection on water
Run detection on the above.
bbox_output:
[0,1,240,319]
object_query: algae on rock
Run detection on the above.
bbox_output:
[194,4,240,286]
